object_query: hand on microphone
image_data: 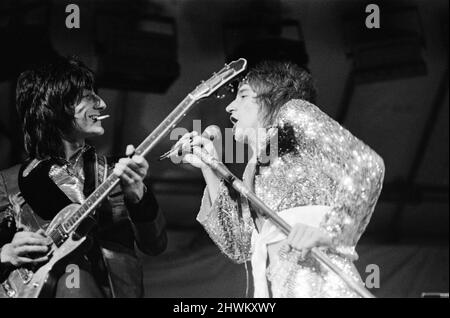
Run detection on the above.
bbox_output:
[170,127,220,170]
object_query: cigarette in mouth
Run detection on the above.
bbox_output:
[94,115,110,121]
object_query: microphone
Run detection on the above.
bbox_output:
[159,125,221,160]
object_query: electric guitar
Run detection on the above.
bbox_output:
[0,58,247,298]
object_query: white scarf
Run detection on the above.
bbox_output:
[251,205,331,297]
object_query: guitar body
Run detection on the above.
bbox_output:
[0,204,87,298]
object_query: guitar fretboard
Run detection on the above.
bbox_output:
[60,95,196,234]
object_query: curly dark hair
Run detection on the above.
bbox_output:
[244,61,317,126]
[16,57,95,159]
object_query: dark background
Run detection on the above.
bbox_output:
[0,0,448,297]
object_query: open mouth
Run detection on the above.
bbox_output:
[229,115,238,126]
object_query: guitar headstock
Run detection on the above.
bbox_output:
[191,58,247,100]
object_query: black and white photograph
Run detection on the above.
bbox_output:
[0,0,448,301]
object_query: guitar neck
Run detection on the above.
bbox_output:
[62,94,197,233]
[59,57,248,235]
[134,95,196,157]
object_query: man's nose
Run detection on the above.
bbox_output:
[225,100,236,113]
[95,97,107,110]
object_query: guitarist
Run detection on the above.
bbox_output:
[2,56,167,297]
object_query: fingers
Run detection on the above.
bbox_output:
[15,257,35,265]
[178,131,197,143]
[35,229,52,244]
[131,154,147,169]
[182,153,204,167]
[118,165,142,184]
[286,224,305,249]
[15,230,48,240]
[1,241,50,267]
[286,224,331,259]
[115,158,141,176]
[13,237,49,248]
[169,131,218,168]
[191,135,212,148]
[172,131,199,151]
[30,255,49,263]
[16,256,48,265]
[191,136,217,157]
[168,135,198,160]
[174,146,207,169]
[300,248,309,260]
[125,144,148,169]
[123,145,149,171]
[13,232,50,247]
[15,245,49,255]
[36,229,46,236]
[176,135,215,159]
[114,157,148,180]
[289,225,316,248]
[287,226,310,259]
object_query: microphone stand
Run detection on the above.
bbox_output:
[194,148,375,298]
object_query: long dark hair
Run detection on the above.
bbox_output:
[244,61,317,126]
[16,57,95,159]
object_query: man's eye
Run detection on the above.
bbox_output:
[83,94,96,101]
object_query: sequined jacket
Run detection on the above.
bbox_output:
[197,99,385,297]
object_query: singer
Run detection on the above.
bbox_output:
[0,56,167,297]
[173,61,385,297]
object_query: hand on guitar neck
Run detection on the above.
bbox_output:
[113,144,149,204]
[0,229,52,267]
